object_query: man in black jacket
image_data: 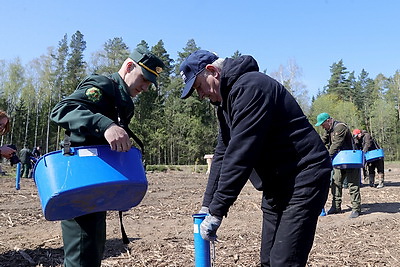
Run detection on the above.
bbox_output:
[180,50,332,266]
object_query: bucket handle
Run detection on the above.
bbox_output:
[62,134,74,156]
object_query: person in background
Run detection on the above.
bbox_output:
[353,128,368,184]
[0,110,17,174]
[51,45,165,267]
[354,129,385,188]
[32,146,42,158]
[180,50,332,266]
[315,113,361,218]
[19,147,33,178]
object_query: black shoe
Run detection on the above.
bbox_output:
[327,207,342,215]
[349,211,360,218]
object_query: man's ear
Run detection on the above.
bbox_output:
[126,61,135,72]
[205,65,219,77]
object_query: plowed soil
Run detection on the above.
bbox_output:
[0,163,399,266]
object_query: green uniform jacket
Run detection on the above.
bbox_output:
[51,73,134,146]
[321,120,354,158]
[361,132,380,152]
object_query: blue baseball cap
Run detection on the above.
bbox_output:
[179,50,219,99]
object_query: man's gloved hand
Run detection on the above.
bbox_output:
[200,214,222,241]
[198,206,209,214]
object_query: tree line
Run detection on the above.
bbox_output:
[0,30,399,165]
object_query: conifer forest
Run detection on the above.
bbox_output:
[1,31,399,165]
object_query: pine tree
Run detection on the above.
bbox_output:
[65,30,87,96]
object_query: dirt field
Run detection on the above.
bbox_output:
[0,162,399,267]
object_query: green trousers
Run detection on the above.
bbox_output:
[331,168,361,212]
[61,212,106,267]
[21,163,31,178]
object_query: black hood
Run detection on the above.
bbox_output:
[220,55,260,101]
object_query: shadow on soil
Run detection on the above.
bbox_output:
[0,238,140,267]
[361,202,400,214]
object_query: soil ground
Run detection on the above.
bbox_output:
[0,162,399,267]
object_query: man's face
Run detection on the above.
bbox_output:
[321,119,331,131]
[192,67,222,103]
[125,61,152,97]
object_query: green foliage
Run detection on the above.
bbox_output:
[311,59,400,160]
[146,165,169,172]
[1,35,400,164]
[310,94,360,135]
[65,31,87,96]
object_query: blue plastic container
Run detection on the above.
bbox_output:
[33,145,147,221]
[365,148,384,162]
[192,214,211,267]
[332,150,364,169]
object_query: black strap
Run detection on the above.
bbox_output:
[62,132,74,156]
[110,78,146,245]
[119,211,129,244]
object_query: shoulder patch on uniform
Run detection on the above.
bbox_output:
[85,87,102,102]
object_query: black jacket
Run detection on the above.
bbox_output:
[203,56,331,218]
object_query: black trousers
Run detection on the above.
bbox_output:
[61,212,106,267]
[260,175,329,266]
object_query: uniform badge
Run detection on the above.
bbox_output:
[85,87,102,102]
[156,66,163,74]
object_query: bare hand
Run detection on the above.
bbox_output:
[104,123,132,152]
[0,145,16,159]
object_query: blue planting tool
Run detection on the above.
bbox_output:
[193,213,211,267]
[15,162,21,190]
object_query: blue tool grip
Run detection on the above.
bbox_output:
[192,213,211,267]
[15,162,21,190]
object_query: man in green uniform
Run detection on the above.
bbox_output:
[51,45,165,267]
[19,147,33,178]
[315,113,361,218]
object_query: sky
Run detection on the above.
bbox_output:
[1,0,399,98]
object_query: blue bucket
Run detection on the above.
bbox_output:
[365,149,384,162]
[332,150,364,169]
[33,145,147,221]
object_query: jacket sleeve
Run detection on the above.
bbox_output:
[50,77,115,136]
[363,133,372,152]
[321,131,330,148]
[328,124,347,157]
[208,84,273,218]
[202,128,225,208]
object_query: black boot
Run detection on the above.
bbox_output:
[327,206,342,215]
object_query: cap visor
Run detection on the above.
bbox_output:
[180,77,196,99]
[141,68,158,87]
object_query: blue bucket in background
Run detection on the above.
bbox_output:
[332,150,364,169]
[33,145,147,221]
[365,148,384,162]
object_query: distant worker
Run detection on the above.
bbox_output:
[353,129,384,188]
[32,146,42,158]
[19,147,33,178]
[315,113,361,218]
